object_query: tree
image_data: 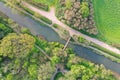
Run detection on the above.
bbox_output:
[52,48,67,60]
[38,62,55,80]
[28,64,38,79]
[81,2,90,17]
[65,0,72,8]
[6,73,13,80]
[51,56,60,66]
[67,54,81,68]
[0,23,12,39]
[0,33,35,58]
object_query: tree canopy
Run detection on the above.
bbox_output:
[81,2,90,17]
[0,33,35,58]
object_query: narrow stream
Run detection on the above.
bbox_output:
[0,2,120,74]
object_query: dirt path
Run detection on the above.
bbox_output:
[22,2,120,55]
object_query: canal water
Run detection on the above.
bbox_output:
[0,2,120,74]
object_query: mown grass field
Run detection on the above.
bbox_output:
[92,0,120,44]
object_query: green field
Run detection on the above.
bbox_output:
[32,0,58,6]
[92,0,120,44]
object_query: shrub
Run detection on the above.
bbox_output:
[81,2,90,17]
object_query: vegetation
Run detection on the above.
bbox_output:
[92,0,120,45]
[0,11,13,38]
[38,62,56,80]
[0,0,119,79]
[24,0,58,11]
[21,27,31,34]
[78,36,86,43]
[81,2,90,17]
[65,0,72,9]
[31,0,58,7]
[53,23,70,40]
[34,13,52,24]
[25,0,49,11]
[0,33,35,58]
[7,0,120,46]
[20,5,52,25]
[56,0,97,35]
[73,35,120,63]
[0,25,117,80]
[90,43,120,59]
[22,6,35,15]
[0,23,12,39]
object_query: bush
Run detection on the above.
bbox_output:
[53,23,58,28]
[22,6,35,15]
[39,16,52,24]
[21,27,30,34]
[78,36,85,43]
[0,23,12,39]
[81,2,90,17]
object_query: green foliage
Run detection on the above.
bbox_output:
[28,64,38,78]
[21,28,30,34]
[22,61,29,69]
[67,54,81,69]
[7,0,19,5]
[22,6,35,15]
[65,0,72,9]
[0,33,35,58]
[55,72,64,80]
[90,43,120,60]
[78,36,85,43]
[51,56,60,65]
[7,19,14,24]
[32,0,58,6]
[0,30,117,80]
[53,23,58,28]
[38,62,56,80]
[6,73,13,80]
[25,0,49,11]
[0,23,12,39]
[81,2,90,17]
[34,13,52,24]
[93,0,120,44]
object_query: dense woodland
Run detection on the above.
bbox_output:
[56,0,98,35]
[0,11,117,80]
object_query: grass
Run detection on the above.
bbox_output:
[90,43,120,60]
[92,0,120,44]
[21,5,52,25]
[34,13,52,25]
[31,0,58,7]
[25,0,49,11]
[22,6,35,15]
